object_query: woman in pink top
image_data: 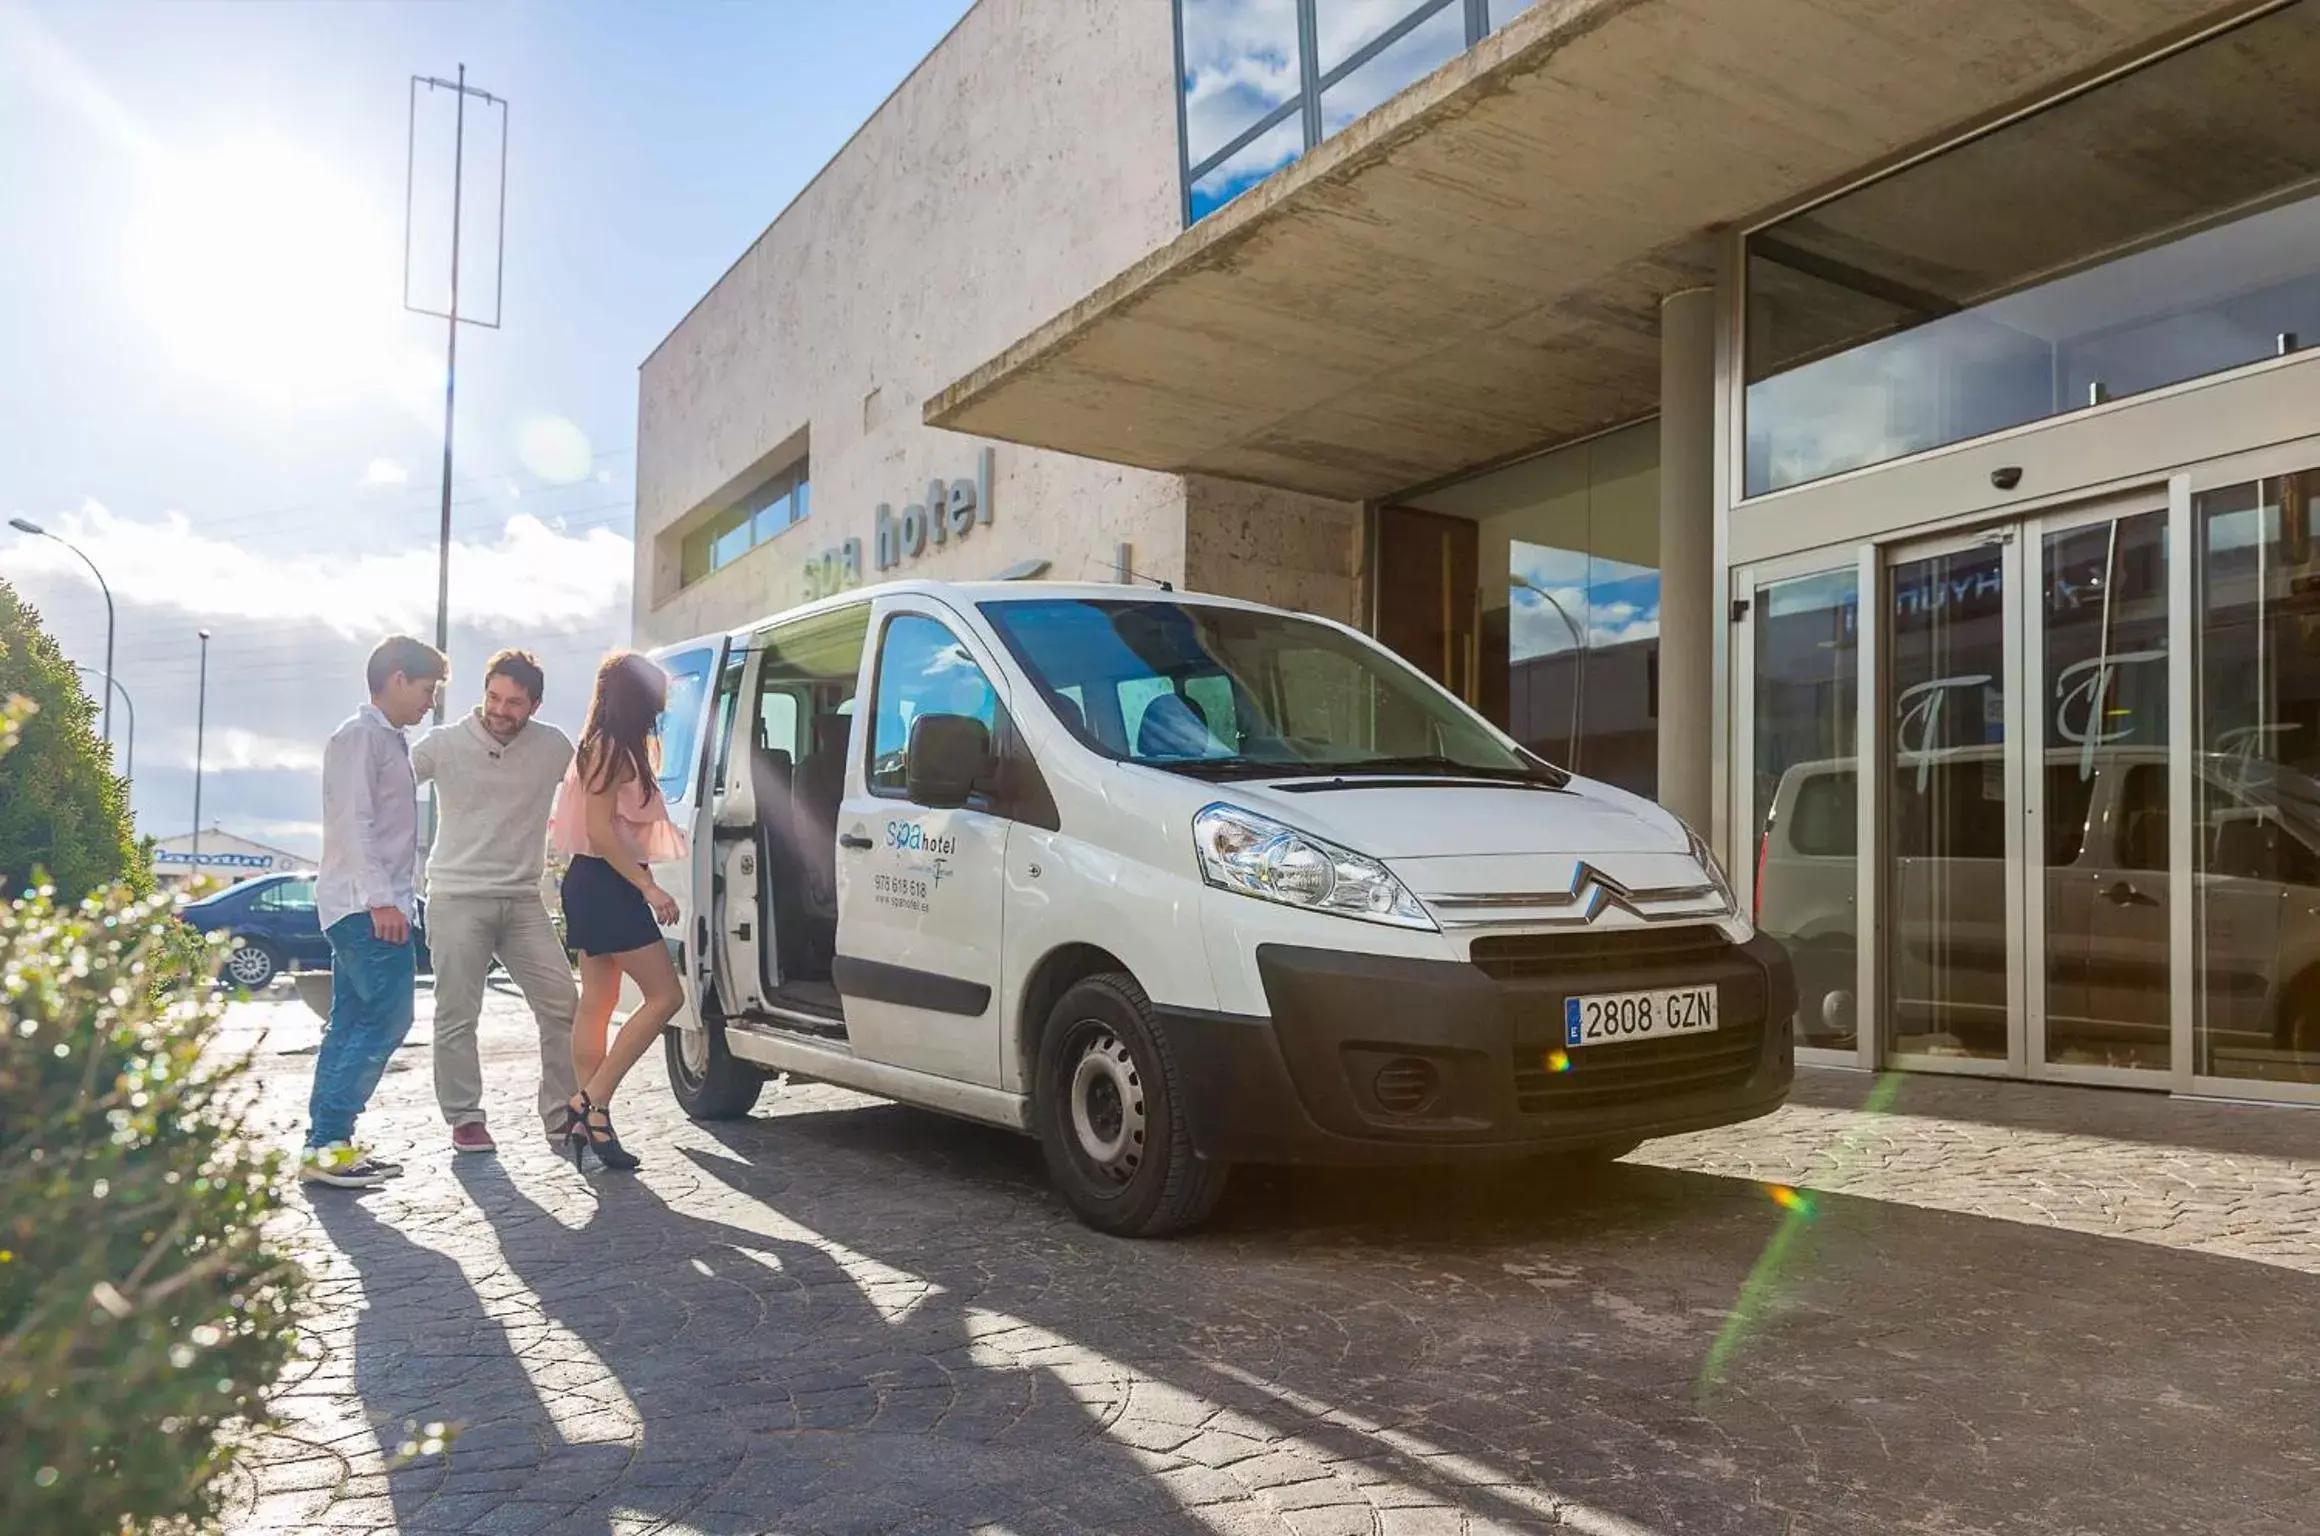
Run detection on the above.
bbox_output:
[549,651,690,1171]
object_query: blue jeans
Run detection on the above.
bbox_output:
[306,913,417,1148]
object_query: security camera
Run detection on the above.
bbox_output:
[1991,466,2023,491]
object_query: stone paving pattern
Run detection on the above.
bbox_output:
[217,989,2320,1535]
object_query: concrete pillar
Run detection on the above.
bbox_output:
[1657,287,1717,833]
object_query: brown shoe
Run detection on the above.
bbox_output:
[451,1122,496,1154]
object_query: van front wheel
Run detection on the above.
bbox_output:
[1034,974,1227,1238]
[664,999,765,1121]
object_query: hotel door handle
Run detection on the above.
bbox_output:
[2102,882,2158,908]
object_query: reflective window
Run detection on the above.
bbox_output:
[2195,469,2320,1087]
[653,646,720,805]
[1749,568,1859,1050]
[1887,545,2010,1064]
[1178,1,1537,222]
[680,457,810,587]
[869,615,1002,798]
[2041,511,2170,1072]
[1744,2,2320,495]
[1401,419,1661,795]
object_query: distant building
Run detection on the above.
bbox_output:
[150,829,315,889]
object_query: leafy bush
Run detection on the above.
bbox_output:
[1,695,306,1534]
[0,581,143,903]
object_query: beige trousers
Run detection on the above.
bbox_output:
[426,892,578,1134]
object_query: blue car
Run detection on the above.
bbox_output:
[181,874,429,991]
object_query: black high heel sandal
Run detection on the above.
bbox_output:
[563,1091,641,1172]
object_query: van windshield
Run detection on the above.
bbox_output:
[979,598,1562,784]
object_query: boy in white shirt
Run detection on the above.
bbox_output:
[303,635,445,1189]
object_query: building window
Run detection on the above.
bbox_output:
[1744,1,2320,497]
[680,460,810,587]
[1389,418,1661,797]
[1176,0,1532,224]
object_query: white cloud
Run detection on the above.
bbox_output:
[176,729,327,773]
[361,457,409,488]
[17,500,633,637]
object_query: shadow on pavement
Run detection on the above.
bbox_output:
[304,1090,2320,1536]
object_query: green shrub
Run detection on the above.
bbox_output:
[1,696,306,1534]
[0,582,144,903]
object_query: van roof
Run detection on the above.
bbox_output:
[662,579,1323,651]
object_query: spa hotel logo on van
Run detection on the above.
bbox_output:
[637,579,1796,1236]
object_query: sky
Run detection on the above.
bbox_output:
[0,0,974,857]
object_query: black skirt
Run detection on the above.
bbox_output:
[561,855,663,957]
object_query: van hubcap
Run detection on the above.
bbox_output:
[1067,1028,1145,1184]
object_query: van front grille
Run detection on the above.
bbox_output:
[1512,1021,1765,1115]
[1470,926,1732,981]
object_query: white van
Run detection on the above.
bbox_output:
[638,581,1796,1236]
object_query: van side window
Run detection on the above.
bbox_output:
[1789,772,1856,857]
[653,646,720,803]
[2046,762,2098,866]
[869,614,1002,797]
[710,650,746,798]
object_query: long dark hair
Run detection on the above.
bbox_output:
[577,651,666,795]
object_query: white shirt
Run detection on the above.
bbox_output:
[317,704,420,932]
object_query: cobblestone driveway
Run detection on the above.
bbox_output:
[223,989,2320,1535]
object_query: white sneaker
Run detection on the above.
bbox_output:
[300,1143,389,1189]
[350,1144,406,1178]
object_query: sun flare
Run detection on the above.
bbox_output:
[129,139,427,411]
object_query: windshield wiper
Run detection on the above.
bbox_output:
[1319,754,1568,786]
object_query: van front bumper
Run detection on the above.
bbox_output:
[1161,929,1795,1166]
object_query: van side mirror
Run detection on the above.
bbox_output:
[905,714,993,809]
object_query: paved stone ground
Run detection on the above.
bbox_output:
[216,986,2320,1535]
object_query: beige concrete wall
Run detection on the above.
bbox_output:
[634,0,1188,646]
[1181,476,1367,626]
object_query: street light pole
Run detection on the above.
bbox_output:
[193,629,211,876]
[10,517,115,750]
[72,665,133,799]
[1510,575,1588,771]
[403,63,508,728]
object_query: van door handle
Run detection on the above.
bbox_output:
[839,833,875,851]
[2103,882,2159,907]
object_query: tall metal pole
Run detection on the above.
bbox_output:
[432,62,467,729]
[73,665,133,800]
[9,518,114,748]
[192,630,210,875]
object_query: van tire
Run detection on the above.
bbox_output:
[664,998,765,1121]
[1034,973,1228,1238]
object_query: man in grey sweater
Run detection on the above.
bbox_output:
[412,649,579,1153]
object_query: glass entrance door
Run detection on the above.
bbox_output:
[1879,498,2174,1081]
[1886,531,2019,1070]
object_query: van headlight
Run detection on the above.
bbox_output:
[1193,805,1436,930]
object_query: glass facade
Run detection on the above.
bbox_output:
[2195,469,2320,1086]
[1176,0,1535,223]
[680,460,811,588]
[1748,568,1860,1051]
[1400,420,1660,796]
[1744,1,2320,496]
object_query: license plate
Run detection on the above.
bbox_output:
[1564,985,1719,1047]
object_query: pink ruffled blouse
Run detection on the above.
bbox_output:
[548,760,690,864]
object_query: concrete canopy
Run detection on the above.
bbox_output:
[926,0,2263,504]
